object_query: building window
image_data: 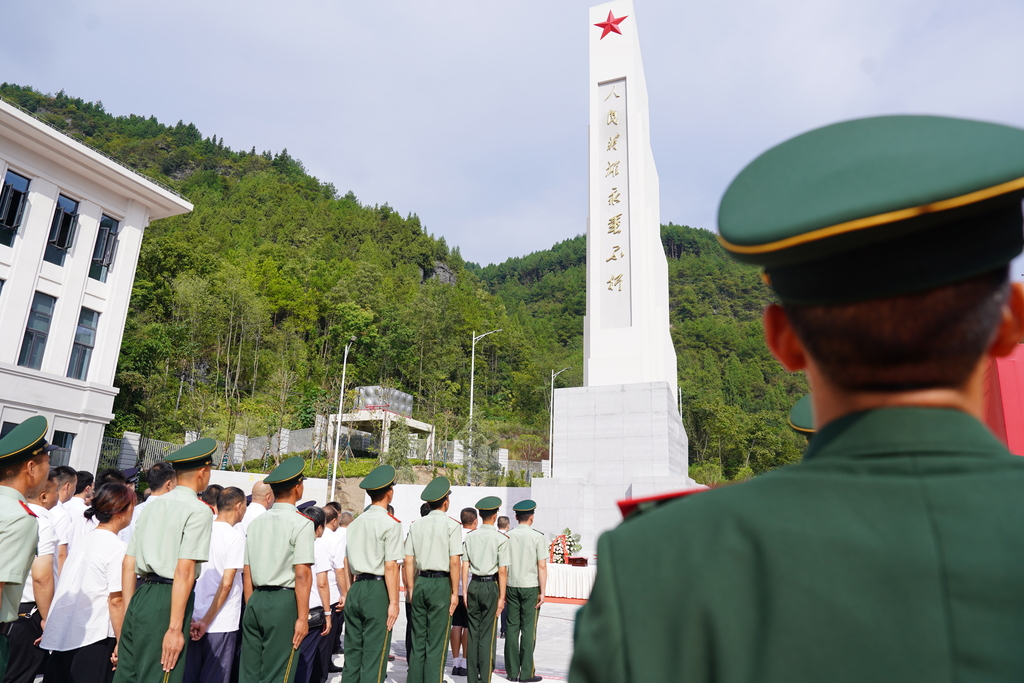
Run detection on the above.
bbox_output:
[0,422,16,439]
[43,195,79,266]
[0,170,30,247]
[51,431,75,466]
[89,214,119,282]
[18,292,56,370]
[67,308,99,381]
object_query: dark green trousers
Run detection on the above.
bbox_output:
[504,586,539,681]
[407,575,453,683]
[466,581,500,683]
[113,583,194,683]
[342,580,392,683]
[0,632,9,681]
[240,588,300,683]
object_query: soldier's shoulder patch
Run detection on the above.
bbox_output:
[19,501,36,517]
[388,513,401,523]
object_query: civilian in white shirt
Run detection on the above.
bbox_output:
[240,480,274,534]
[66,469,127,559]
[49,465,77,570]
[41,483,135,683]
[58,470,93,574]
[184,486,246,683]
[4,468,59,683]
[450,507,478,674]
[121,462,176,547]
[316,502,348,680]
[295,506,331,683]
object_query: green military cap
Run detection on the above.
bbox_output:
[718,115,1024,304]
[360,464,396,491]
[0,416,59,467]
[512,499,537,513]
[166,438,217,471]
[420,476,451,502]
[265,456,305,486]
[789,394,815,436]
[476,496,502,511]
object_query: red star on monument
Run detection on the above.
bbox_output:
[594,11,628,39]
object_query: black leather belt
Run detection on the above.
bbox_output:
[355,574,384,582]
[419,571,449,578]
[473,574,499,582]
[142,575,174,585]
[255,586,293,592]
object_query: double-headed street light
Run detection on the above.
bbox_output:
[468,328,501,484]
[549,367,570,478]
[330,336,357,502]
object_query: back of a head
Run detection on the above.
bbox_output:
[217,486,245,513]
[55,465,77,488]
[201,484,223,508]
[338,511,354,527]
[323,504,339,524]
[461,507,478,526]
[85,483,136,523]
[96,467,127,488]
[148,461,176,491]
[75,470,94,495]
[497,516,510,530]
[304,505,326,531]
[324,501,342,514]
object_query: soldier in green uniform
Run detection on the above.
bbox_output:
[403,476,462,683]
[115,438,215,683]
[0,416,54,680]
[239,456,315,683]
[462,496,509,683]
[504,500,546,683]
[570,115,1024,683]
[342,465,403,683]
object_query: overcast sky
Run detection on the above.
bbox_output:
[4,0,1024,269]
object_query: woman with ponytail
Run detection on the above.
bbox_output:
[41,483,135,683]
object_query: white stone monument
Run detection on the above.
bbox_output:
[532,0,696,557]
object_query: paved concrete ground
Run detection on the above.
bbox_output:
[328,597,582,682]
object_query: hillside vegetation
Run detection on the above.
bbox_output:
[0,84,808,482]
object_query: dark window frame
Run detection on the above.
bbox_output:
[18,291,57,370]
[44,195,80,266]
[67,307,100,381]
[89,214,119,282]
[0,170,31,247]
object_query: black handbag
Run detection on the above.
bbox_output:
[307,606,326,630]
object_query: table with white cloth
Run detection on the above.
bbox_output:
[545,562,598,599]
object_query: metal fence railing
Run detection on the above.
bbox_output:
[97,437,122,470]
[138,437,184,469]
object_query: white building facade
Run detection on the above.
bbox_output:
[0,100,191,471]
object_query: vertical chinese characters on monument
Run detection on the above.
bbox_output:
[599,79,631,328]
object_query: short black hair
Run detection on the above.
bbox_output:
[324,501,342,513]
[480,509,497,523]
[47,467,60,482]
[55,465,77,487]
[323,504,339,523]
[461,508,478,526]
[148,462,176,491]
[201,484,223,508]
[785,267,1010,392]
[217,486,245,512]
[368,484,393,503]
[270,478,303,497]
[96,468,127,488]
[304,505,326,531]
[428,493,449,511]
[75,470,94,494]
[515,511,534,523]
[497,516,510,530]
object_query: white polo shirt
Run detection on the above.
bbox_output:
[241,502,268,534]
[41,528,125,651]
[50,500,71,548]
[21,504,57,604]
[310,537,331,610]
[322,527,346,605]
[192,521,245,633]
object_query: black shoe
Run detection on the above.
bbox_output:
[388,654,396,662]
[521,676,543,682]
[328,663,344,673]
[333,647,344,654]
[499,630,506,638]
[452,666,460,676]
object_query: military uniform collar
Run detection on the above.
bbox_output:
[0,485,26,504]
[427,509,447,518]
[804,407,1009,462]
[271,502,298,511]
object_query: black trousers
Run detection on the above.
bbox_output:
[2,604,45,683]
[44,638,116,683]
[311,603,342,682]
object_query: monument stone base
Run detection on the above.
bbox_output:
[533,381,695,558]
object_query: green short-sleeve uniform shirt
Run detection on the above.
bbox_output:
[403,509,462,571]
[0,486,38,623]
[346,505,403,575]
[463,524,510,576]
[506,526,546,588]
[244,502,316,587]
[127,485,213,579]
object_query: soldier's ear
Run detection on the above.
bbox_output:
[989,282,1024,358]
[764,304,808,372]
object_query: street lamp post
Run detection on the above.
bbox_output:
[330,336,357,502]
[468,328,501,485]
[548,367,570,478]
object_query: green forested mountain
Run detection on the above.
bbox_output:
[0,84,807,482]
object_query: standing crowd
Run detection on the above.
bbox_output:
[0,422,547,683]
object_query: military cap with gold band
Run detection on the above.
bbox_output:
[265,456,305,487]
[512,499,537,513]
[789,394,815,437]
[476,496,502,512]
[0,416,59,467]
[166,437,218,471]
[718,115,1024,304]
[420,476,451,502]
[360,464,396,491]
